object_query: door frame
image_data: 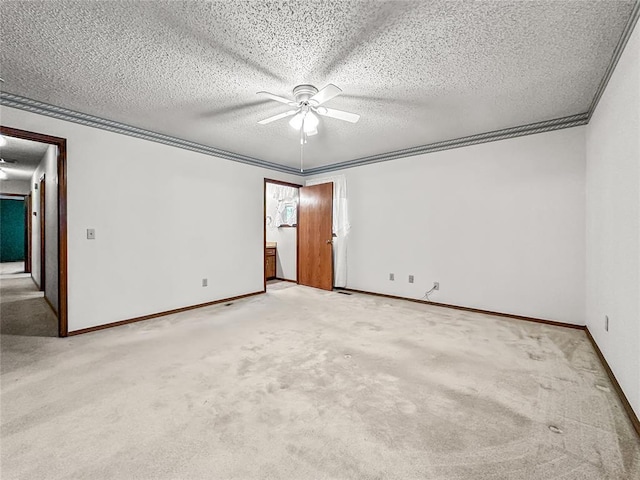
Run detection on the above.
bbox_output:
[26,193,32,273]
[39,174,46,292]
[0,126,68,337]
[263,178,302,292]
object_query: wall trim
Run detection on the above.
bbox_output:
[337,288,584,330]
[0,93,588,176]
[588,0,640,120]
[0,93,301,175]
[584,327,640,438]
[303,113,589,175]
[67,291,263,336]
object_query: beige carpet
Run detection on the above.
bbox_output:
[1,274,57,338]
[1,283,638,479]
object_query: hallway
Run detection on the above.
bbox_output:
[0,261,57,337]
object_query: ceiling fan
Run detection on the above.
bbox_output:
[256,84,360,138]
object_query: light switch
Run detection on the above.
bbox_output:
[87,228,96,240]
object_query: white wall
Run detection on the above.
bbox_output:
[0,179,30,195]
[312,127,586,325]
[1,106,302,332]
[265,182,298,281]
[586,24,639,417]
[30,145,58,311]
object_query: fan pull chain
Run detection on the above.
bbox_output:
[300,124,304,172]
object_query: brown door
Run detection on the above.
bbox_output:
[298,183,333,291]
[39,177,45,292]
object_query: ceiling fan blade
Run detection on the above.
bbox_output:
[0,158,17,164]
[257,91,297,106]
[309,84,342,106]
[257,109,298,125]
[317,107,360,123]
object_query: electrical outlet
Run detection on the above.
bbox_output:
[434,282,439,290]
[202,278,208,287]
[409,275,414,283]
[605,315,609,332]
[389,273,394,281]
[86,228,95,240]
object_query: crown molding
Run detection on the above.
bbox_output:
[303,113,589,175]
[587,0,640,120]
[0,92,301,175]
[0,1,637,176]
[0,92,589,177]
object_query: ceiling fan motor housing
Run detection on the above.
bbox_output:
[257,83,358,126]
[293,84,318,104]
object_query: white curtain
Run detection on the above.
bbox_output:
[306,175,350,288]
[266,184,298,228]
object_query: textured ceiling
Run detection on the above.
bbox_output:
[0,136,48,181]
[0,1,636,170]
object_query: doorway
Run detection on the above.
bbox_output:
[263,178,334,293]
[264,179,302,291]
[0,194,27,274]
[0,126,68,337]
[0,192,33,278]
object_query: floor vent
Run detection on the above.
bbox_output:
[337,291,352,295]
[224,303,233,306]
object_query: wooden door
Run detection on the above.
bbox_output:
[298,183,333,291]
[39,177,45,292]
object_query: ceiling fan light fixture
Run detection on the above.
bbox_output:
[258,84,358,157]
[0,169,8,180]
[289,112,304,130]
[303,112,319,133]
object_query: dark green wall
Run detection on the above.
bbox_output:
[0,199,26,262]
